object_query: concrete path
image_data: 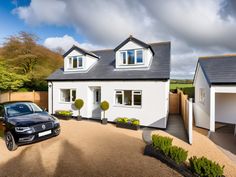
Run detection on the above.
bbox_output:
[165,114,188,143]
[209,125,236,163]
[142,114,188,144]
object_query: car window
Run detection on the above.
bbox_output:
[6,103,33,117]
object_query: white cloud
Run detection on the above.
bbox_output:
[43,35,102,53]
[14,0,236,79]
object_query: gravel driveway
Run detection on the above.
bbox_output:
[0,120,181,177]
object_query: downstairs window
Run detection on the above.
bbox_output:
[115,90,142,106]
[60,89,76,102]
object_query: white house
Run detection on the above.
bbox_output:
[47,36,171,128]
[193,55,236,133]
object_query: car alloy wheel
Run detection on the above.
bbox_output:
[5,131,18,151]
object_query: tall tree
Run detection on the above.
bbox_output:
[0,32,63,91]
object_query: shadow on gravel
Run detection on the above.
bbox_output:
[0,146,47,177]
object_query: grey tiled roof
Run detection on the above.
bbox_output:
[198,56,236,85]
[47,42,170,81]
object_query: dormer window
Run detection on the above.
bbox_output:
[69,56,83,69]
[120,49,143,65]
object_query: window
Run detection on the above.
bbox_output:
[120,49,143,65]
[121,51,126,64]
[115,91,123,104]
[115,90,142,106]
[73,57,77,68]
[199,88,205,104]
[78,57,83,67]
[68,56,83,69]
[133,91,142,105]
[136,50,143,63]
[60,89,76,102]
[127,50,135,64]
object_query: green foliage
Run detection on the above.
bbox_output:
[182,87,195,98]
[74,99,84,116]
[17,87,30,92]
[55,110,73,116]
[100,100,109,111]
[189,156,224,177]
[130,118,140,125]
[168,146,188,164]
[0,61,29,91]
[152,134,173,155]
[74,99,84,110]
[116,117,140,125]
[0,32,63,91]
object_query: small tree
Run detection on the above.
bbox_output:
[100,100,109,119]
[74,99,84,118]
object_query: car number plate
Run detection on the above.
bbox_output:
[38,130,52,137]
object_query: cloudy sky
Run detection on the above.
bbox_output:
[1,0,236,79]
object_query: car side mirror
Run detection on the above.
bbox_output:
[41,107,47,112]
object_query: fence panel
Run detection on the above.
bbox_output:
[169,93,180,114]
[0,91,48,109]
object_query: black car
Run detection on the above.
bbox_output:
[0,101,60,151]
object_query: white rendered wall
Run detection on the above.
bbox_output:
[49,80,169,128]
[215,93,236,124]
[193,65,211,129]
[64,49,98,72]
[115,41,153,69]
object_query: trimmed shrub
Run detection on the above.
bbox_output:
[152,134,173,155]
[100,100,109,118]
[189,156,224,177]
[130,118,140,126]
[74,99,84,116]
[55,110,73,116]
[168,146,188,164]
[116,118,140,125]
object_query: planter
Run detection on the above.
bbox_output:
[144,145,196,177]
[76,116,82,121]
[101,118,107,124]
[116,122,140,130]
[54,115,71,120]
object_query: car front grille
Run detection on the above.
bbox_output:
[32,122,53,132]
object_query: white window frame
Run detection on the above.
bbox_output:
[199,88,205,104]
[60,89,76,103]
[114,90,142,107]
[68,56,84,69]
[120,49,144,65]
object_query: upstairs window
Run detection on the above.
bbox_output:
[120,49,143,65]
[69,56,83,69]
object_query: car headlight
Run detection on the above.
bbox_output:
[54,117,60,124]
[15,127,32,133]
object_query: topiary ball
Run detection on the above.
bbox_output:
[74,99,84,109]
[100,100,109,111]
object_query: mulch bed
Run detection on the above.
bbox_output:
[116,122,140,130]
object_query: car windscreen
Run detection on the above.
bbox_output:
[5,102,43,117]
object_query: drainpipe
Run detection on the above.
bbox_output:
[48,81,53,114]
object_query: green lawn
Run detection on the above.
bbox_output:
[170,83,193,90]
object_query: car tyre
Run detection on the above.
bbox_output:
[5,131,18,151]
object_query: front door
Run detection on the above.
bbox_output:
[92,88,101,118]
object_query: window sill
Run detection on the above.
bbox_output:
[59,102,74,104]
[114,104,142,109]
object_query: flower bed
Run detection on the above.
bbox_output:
[116,118,140,130]
[144,134,225,177]
[54,110,73,120]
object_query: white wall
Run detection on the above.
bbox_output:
[215,93,236,124]
[193,64,211,129]
[49,80,169,128]
[115,41,153,69]
[64,50,98,72]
